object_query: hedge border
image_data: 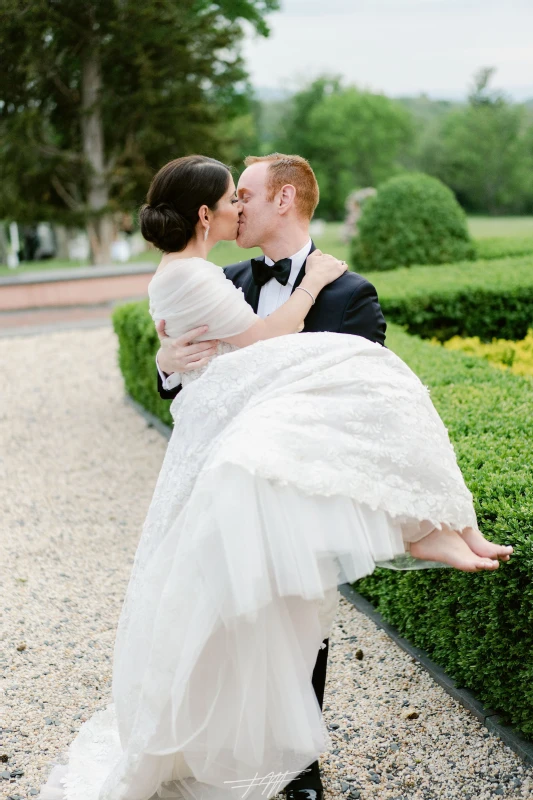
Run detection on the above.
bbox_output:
[475,236,533,262]
[339,583,533,767]
[364,253,533,341]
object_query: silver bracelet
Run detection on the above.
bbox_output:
[294,286,316,305]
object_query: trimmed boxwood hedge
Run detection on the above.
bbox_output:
[351,235,533,272]
[112,299,173,428]
[112,298,533,738]
[355,324,533,738]
[442,329,533,378]
[475,235,533,261]
[366,253,533,342]
[351,172,476,272]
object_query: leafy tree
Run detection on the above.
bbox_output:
[274,77,414,220]
[418,68,533,214]
[218,94,265,168]
[0,0,278,262]
[468,66,501,107]
[274,76,342,163]
[255,95,293,155]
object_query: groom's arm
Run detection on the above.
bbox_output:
[156,353,183,400]
[340,277,387,346]
[156,323,220,400]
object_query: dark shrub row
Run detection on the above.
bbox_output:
[366,253,533,341]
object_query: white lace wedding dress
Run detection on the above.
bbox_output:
[39,257,478,800]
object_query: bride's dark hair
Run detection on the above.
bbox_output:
[139,155,231,252]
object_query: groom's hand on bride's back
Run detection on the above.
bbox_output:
[156,320,219,375]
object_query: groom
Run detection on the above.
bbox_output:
[155,153,387,799]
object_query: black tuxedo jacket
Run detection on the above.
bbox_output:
[157,241,387,400]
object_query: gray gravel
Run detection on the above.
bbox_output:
[320,599,533,799]
[1,328,167,799]
[1,327,531,800]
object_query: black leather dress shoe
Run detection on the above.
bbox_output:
[284,788,323,800]
[284,761,323,800]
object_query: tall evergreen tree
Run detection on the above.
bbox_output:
[0,0,278,262]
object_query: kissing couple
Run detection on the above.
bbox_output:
[39,153,513,800]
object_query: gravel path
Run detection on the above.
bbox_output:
[1,327,532,800]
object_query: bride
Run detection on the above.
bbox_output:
[39,156,513,800]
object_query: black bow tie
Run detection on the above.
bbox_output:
[251,257,292,288]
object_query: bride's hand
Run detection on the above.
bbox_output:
[305,250,348,288]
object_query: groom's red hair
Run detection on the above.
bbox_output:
[243,153,320,221]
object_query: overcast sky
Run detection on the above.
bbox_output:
[242,0,533,99]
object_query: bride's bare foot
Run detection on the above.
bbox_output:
[410,526,501,572]
[461,526,513,562]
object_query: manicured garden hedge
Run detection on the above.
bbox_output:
[354,324,533,738]
[113,299,173,427]
[441,328,533,377]
[475,235,533,261]
[351,173,475,271]
[366,253,533,341]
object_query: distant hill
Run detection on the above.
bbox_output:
[254,86,293,102]
[254,85,533,107]
[253,87,533,153]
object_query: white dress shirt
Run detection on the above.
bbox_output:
[157,239,313,391]
[256,239,313,318]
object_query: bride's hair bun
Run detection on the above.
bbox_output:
[139,202,194,253]
[139,155,231,253]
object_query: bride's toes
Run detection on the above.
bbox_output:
[475,558,500,571]
[409,527,503,573]
[461,526,513,561]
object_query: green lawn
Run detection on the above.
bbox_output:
[2,217,533,275]
[0,258,92,278]
[467,216,533,239]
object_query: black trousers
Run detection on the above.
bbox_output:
[311,637,329,711]
[284,637,329,791]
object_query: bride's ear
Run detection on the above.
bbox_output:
[197,204,210,232]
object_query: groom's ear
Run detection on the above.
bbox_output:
[277,183,296,215]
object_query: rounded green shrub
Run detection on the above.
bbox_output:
[350,172,476,271]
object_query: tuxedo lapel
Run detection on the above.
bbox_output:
[291,240,317,294]
[242,259,261,312]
